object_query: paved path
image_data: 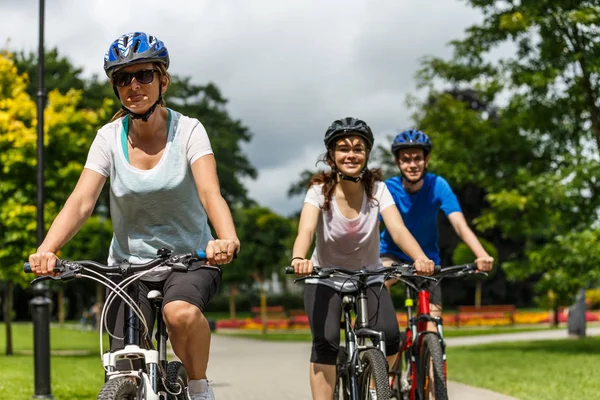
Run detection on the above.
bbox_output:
[173,333,528,400]
[171,327,600,399]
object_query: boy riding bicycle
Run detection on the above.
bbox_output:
[380,129,494,329]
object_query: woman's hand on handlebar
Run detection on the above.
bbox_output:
[28,249,59,276]
[291,258,313,276]
[206,238,240,265]
[414,257,434,276]
[475,256,494,272]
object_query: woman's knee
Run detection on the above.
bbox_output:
[163,300,203,331]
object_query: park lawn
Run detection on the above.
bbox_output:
[447,337,600,400]
[0,323,108,399]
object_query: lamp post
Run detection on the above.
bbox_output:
[29,0,54,398]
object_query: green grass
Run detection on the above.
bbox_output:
[0,323,108,399]
[447,337,600,400]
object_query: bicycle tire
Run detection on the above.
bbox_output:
[359,348,391,400]
[418,333,447,400]
[97,377,137,400]
[334,346,350,400]
[166,361,188,399]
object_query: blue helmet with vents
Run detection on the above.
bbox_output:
[391,129,432,156]
[104,32,169,78]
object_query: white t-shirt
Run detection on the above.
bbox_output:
[84,109,214,281]
[304,181,395,290]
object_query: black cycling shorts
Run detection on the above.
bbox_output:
[105,263,221,350]
[304,283,400,365]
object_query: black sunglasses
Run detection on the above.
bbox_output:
[112,69,158,87]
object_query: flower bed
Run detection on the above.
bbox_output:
[215,309,600,330]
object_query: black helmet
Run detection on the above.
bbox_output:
[324,117,374,149]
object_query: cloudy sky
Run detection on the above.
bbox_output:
[1,0,482,215]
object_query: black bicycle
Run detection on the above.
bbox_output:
[286,265,435,400]
[25,248,218,400]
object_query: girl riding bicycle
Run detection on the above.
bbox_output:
[28,32,239,400]
[290,117,434,400]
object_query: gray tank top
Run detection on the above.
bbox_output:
[85,110,214,281]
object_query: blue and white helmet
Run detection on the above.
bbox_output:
[103,32,169,78]
[391,129,432,156]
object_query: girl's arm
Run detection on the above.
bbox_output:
[380,205,434,274]
[291,202,320,275]
[191,154,240,264]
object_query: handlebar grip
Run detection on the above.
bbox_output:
[195,250,207,260]
[434,265,442,274]
[23,260,66,274]
[285,266,295,275]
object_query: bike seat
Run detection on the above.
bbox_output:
[147,290,164,301]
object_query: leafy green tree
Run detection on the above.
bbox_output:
[415,0,600,313]
[0,52,111,354]
[167,79,257,205]
[226,206,294,331]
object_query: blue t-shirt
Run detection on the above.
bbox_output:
[380,173,461,265]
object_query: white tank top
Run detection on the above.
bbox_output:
[303,181,395,291]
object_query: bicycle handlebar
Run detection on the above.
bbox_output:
[24,249,209,285]
[432,263,485,277]
[285,264,437,282]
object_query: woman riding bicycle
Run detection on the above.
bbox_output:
[290,117,434,400]
[28,32,239,400]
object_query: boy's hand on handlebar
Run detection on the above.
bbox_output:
[292,258,313,276]
[475,256,494,272]
[206,238,240,265]
[28,250,59,276]
[414,258,434,275]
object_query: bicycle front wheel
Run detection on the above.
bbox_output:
[359,348,391,400]
[97,377,137,400]
[418,333,447,400]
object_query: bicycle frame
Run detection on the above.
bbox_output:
[25,249,210,400]
[391,263,480,400]
[398,284,447,400]
[102,280,168,400]
[340,276,388,399]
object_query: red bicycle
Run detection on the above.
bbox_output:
[388,263,486,400]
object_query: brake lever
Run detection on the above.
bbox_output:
[31,275,62,285]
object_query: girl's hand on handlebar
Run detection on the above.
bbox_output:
[414,258,434,276]
[28,250,59,276]
[292,258,313,276]
[206,238,240,265]
[475,256,494,272]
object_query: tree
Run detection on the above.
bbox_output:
[165,78,257,205]
[415,0,600,312]
[0,51,111,354]
[14,48,116,112]
[228,206,295,332]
